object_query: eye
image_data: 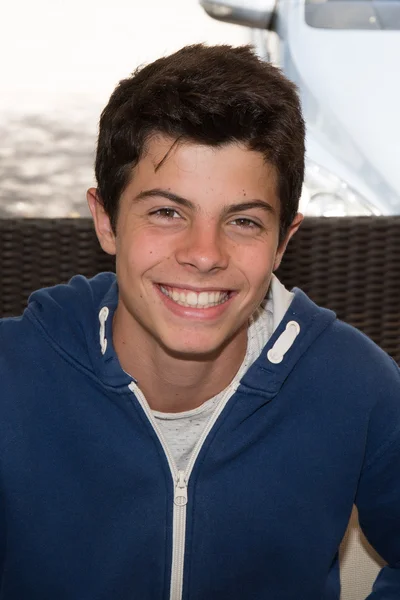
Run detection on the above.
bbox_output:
[150,207,181,220]
[230,217,261,230]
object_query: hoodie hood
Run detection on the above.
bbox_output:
[26,273,130,389]
[25,273,337,395]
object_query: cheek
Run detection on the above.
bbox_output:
[234,243,277,282]
[237,253,276,307]
[117,228,170,269]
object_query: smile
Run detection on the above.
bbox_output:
[159,285,231,309]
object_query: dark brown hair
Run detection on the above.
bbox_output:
[95,44,305,242]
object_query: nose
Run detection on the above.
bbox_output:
[175,222,229,273]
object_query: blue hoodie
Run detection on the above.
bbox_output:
[0,273,399,600]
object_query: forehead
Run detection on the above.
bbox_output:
[124,135,279,211]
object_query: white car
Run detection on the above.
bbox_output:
[200,0,400,217]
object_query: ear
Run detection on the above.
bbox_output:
[87,188,116,256]
[273,213,304,271]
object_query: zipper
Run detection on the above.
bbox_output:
[128,380,240,600]
[172,470,188,600]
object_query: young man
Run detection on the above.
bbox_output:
[0,45,399,600]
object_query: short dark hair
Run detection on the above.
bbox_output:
[95,44,305,242]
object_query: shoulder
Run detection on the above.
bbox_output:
[286,289,399,416]
[0,311,49,386]
[0,311,38,354]
[309,318,400,434]
[290,287,398,380]
[324,317,398,375]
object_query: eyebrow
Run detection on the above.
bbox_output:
[133,188,276,216]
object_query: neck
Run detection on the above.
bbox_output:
[112,313,248,413]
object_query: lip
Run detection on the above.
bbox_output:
[154,284,237,321]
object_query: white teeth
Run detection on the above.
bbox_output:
[198,291,209,307]
[159,286,229,308]
[186,292,198,307]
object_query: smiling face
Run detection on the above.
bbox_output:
[88,136,302,361]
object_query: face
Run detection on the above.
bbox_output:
[88,136,302,359]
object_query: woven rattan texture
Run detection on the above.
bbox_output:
[1,217,399,363]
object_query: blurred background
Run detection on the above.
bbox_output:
[1,0,399,219]
[0,0,249,218]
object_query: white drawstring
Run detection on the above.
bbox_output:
[267,320,301,364]
[99,307,109,355]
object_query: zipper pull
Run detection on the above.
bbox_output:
[174,471,188,506]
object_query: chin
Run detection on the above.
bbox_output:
[159,337,224,361]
